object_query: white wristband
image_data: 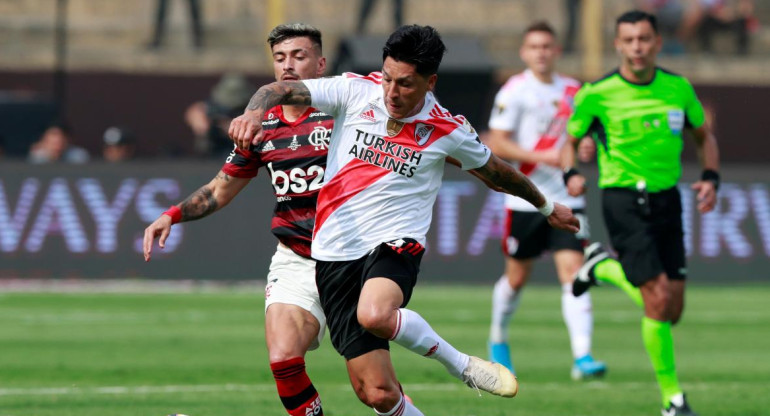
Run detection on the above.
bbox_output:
[537,198,554,216]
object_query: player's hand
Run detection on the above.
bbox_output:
[691,180,717,213]
[546,202,580,234]
[142,215,173,262]
[566,174,587,196]
[228,110,264,150]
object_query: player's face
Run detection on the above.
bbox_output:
[381,57,437,120]
[271,37,326,82]
[520,31,559,75]
[615,21,661,75]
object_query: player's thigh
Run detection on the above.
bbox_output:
[264,245,326,350]
[265,303,321,360]
[345,349,401,406]
[651,187,687,282]
[358,277,404,332]
[503,210,549,260]
[316,257,390,360]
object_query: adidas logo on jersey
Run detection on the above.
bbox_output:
[359,109,376,122]
[261,140,275,152]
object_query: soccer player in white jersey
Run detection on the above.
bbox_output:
[230,25,579,416]
[485,21,607,380]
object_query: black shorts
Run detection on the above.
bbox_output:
[502,209,587,259]
[602,186,686,287]
[315,238,424,360]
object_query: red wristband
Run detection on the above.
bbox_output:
[162,205,182,224]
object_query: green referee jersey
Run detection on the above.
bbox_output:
[567,67,706,192]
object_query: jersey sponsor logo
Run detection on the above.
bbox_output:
[262,118,281,126]
[350,129,422,178]
[307,126,331,151]
[359,109,377,122]
[668,109,685,135]
[308,112,326,118]
[262,140,276,152]
[414,123,434,146]
[266,162,325,196]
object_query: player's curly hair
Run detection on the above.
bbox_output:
[267,23,322,53]
[382,25,446,76]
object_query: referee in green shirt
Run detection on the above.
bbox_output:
[561,10,720,416]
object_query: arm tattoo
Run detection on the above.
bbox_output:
[473,158,545,207]
[246,81,311,111]
[214,172,231,182]
[179,186,218,222]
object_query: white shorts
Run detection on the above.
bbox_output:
[265,244,326,350]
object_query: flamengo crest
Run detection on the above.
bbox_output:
[307,126,331,151]
[414,123,434,146]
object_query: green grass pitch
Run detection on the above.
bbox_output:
[1,284,768,416]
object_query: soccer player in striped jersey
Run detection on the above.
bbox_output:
[230,24,580,416]
[143,23,331,416]
[485,21,615,380]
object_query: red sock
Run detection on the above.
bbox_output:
[270,357,323,416]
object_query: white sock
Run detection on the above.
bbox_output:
[374,394,425,416]
[390,308,470,380]
[561,283,593,359]
[489,275,521,343]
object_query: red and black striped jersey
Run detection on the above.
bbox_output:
[221,106,333,258]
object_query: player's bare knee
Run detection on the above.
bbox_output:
[362,385,400,410]
[357,307,394,337]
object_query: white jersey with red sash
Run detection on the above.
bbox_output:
[489,69,586,211]
[303,72,491,261]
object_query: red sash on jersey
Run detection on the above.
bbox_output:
[518,84,580,176]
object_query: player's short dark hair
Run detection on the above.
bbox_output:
[382,25,446,76]
[524,20,557,37]
[616,10,658,34]
[267,23,322,53]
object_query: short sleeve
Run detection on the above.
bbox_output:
[488,88,522,132]
[566,84,595,139]
[448,119,491,170]
[302,76,352,118]
[221,145,262,178]
[682,80,706,129]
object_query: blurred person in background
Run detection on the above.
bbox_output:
[485,21,636,380]
[686,0,756,55]
[356,0,404,34]
[144,23,332,416]
[102,126,136,162]
[185,73,255,158]
[147,0,204,50]
[28,122,90,164]
[562,11,720,416]
[563,0,581,53]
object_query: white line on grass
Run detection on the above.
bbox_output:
[0,381,749,397]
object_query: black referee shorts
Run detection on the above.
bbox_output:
[602,186,686,287]
[315,238,424,360]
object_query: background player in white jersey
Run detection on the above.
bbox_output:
[229,25,579,416]
[485,21,607,380]
[143,23,331,416]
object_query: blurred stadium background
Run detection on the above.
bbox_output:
[1,1,769,415]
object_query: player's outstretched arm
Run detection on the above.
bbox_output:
[229,81,312,150]
[471,154,580,233]
[690,124,720,213]
[487,128,560,166]
[142,171,250,261]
